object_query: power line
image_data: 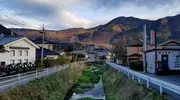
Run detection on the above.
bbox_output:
[0,10,40,30]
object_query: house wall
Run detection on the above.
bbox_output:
[146,50,180,73]
[0,39,36,65]
[156,50,180,70]
[45,55,59,60]
[127,47,143,55]
[146,51,155,73]
[36,44,53,50]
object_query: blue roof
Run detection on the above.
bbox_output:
[36,47,59,57]
[0,35,23,45]
[32,38,54,44]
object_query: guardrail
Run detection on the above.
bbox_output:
[106,61,180,98]
[0,64,69,92]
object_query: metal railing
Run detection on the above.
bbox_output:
[106,60,180,99]
[0,64,69,92]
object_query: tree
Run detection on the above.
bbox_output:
[112,44,127,63]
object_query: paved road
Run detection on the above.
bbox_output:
[106,61,180,100]
[143,73,180,85]
[0,65,69,92]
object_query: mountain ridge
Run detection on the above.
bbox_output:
[2,14,180,47]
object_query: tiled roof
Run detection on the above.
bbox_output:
[0,35,23,45]
[36,47,59,57]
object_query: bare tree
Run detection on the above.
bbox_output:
[112,44,127,64]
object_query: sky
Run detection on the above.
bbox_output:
[0,0,180,30]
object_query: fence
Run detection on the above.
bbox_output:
[106,60,180,99]
[0,64,69,92]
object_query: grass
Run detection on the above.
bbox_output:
[102,67,173,100]
[0,62,86,100]
[78,64,107,84]
[74,64,108,94]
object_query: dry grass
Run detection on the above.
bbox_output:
[0,62,86,100]
[102,67,173,100]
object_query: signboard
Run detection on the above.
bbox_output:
[151,30,155,45]
[169,52,180,70]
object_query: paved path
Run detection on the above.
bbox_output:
[142,73,180,86]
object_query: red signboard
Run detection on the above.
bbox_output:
[151,30,155,45]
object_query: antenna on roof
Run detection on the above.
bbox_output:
[11,31,14,35]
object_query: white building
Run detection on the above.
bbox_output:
[146,40,180,74]
[0,35,39,66]
[32,38,53,50]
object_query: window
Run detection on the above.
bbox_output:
[10,60,15,64]
[24,51,28,56]
[24,59,28,63]
[10,50,15,56]
[48,45,52,50]
[0,62,6,66]
[18,50,22,56]
[17,59,22,64]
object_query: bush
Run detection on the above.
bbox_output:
[74,87,84,94]
[99,56,107,60]
[130,61,143,71]
[35,56,70,68]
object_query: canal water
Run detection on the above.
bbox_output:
[69,76,105,100]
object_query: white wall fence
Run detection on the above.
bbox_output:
[106,61,180,99]
[0,65,69,92]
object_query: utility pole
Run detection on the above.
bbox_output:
[155,30,158,74]
[40,24,45,67]
[143,24,147,73]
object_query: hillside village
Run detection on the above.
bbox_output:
[0,25,111,76]
[1,0,180,99]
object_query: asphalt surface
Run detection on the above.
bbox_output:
[106,61,180,100]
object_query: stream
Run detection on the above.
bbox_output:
[69,76,105,100]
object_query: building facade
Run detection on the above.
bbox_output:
[0,36,39,66]
[32,38,53,50]
[146,40,180,74]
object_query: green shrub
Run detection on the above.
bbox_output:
[35,56,70,68]
[130,61,143,71]
[78,75,91,83]
[74,87,84,94]
[78,83,94,89]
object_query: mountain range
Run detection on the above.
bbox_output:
[1,14,180,47]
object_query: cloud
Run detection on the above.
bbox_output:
[0,0,180,30]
